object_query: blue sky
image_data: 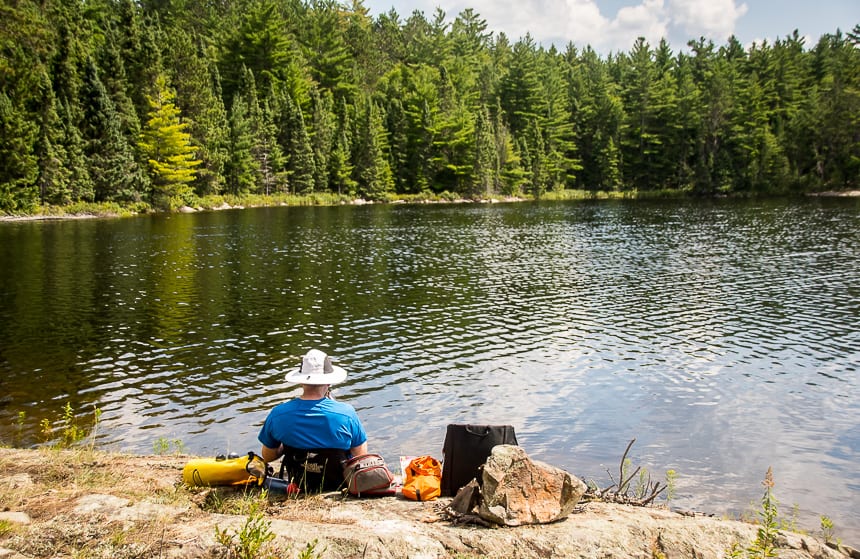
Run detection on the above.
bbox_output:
[361,0,859,54]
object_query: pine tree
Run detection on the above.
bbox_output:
[34,71,72,205]
[278,91,316,194]
[311,87,335,192]
[433,66,475,192]
[97,25,140,142]
[116,0,164,122]
[219,0,306,105]
[80,57,149,203]
[493,101,526,195]
[225,94,256,196]
[328,98,356,196]
[138,74,201,208]
[499,35,543,136]
[620,37,666,190]
[537,46,579,189]
[0,92,39,212]
[58,99,94,203]
[301,0,355,98]
[385,97,410,193]
[526,119,547,197]
[470,104,496,198]
[353,97,393,199]
[236,67,284,194]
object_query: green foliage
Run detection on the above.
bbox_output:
[820,515,835,544]
[635,467,650,499]
[296,539,324,559]
[153,437,185,455]
[0,1,858,214]
[35,402,102,449]
[214,498,276,559]
[138,74,201,209]
[14,411,26,445]
[726,467,780,559]
[0,519,14,537]
[665,469,677,503]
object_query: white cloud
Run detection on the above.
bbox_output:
[369,0,748,53]
[605,0,669,51]
[667,0,748,40]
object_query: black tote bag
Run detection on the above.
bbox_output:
[440,424,518,496]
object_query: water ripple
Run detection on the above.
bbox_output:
[1,200,858,542]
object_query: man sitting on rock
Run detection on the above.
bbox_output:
[258,349,368,491]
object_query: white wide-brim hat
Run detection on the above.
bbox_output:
[284,349,347,385]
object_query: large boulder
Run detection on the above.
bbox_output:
[478,444,587,526]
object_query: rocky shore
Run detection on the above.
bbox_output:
[0,448,857,559]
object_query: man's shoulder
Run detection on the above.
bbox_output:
[321,398,358,415]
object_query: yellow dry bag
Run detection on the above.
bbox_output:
[182,452,267,487]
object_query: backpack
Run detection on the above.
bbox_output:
[342,454,396,497]
[440,424,518,496]
[279,446,350,493]
[401,455,442,501]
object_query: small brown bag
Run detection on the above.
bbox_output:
[342,454,396,497]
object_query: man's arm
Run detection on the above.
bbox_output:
[349,441,368,457]
[261,444,283,463]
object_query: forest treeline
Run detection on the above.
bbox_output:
[1,0,858,212]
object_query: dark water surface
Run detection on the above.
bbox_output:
[1,199,858,541]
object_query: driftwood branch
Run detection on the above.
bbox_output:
[590,438,669,508]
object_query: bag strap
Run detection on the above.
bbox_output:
[465,425,491,437]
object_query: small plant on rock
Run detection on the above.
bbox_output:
[726,466,780,559]
[214,498,276,559]
[820,515,836,545]
[665,469,677,504]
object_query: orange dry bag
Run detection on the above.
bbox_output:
[402,455,442,501]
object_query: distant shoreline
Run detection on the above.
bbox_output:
[2,190,858,224]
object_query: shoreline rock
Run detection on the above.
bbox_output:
[0,448,856,559]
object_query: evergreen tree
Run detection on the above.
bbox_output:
[311,87,336,192]
[499,35,543,136]
[97,26,140,142]
[166,33,229,196]
[58,98,94,202]
[385,96,410,193]
[225,93,256,195]
[0,0,858,210]
[526,119,547,197]
[79,57,149,202]
[301,0,355,98]
[282,91,317,194]
[619,37,670,190]
[470,104,496,198]
[493,100,527,195]
[138,74,201,208]
[236,67,283,194]
[0,92,39,211]
[411,99,436,194]
[34,70,72,205]
[353,97,393,199]
[328,97,357,195]
[219,0,308,106]
[116,0,164,121]
[537,46,579,189]
[433,66,475,192]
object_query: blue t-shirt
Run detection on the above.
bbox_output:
[258,397,367,452]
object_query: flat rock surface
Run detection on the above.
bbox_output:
[0,448,853,559]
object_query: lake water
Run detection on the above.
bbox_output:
[1,198,858,542]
